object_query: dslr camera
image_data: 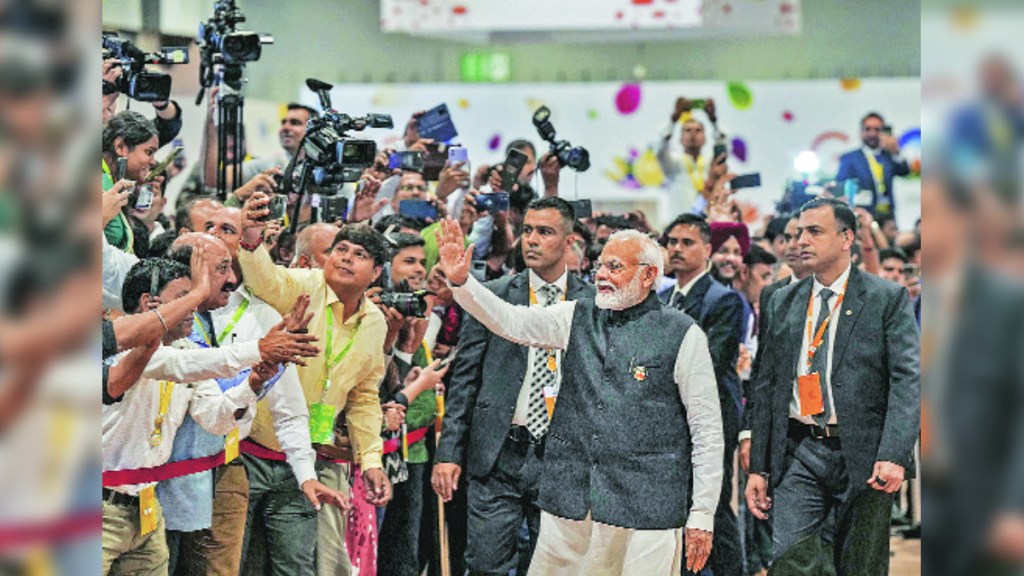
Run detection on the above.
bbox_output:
[380,280,430,318]
[532,106,590,172]
[302,78,393,188]
[102,33,188,102]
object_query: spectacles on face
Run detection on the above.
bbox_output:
[593,259,651,275]
[399,184,428,192]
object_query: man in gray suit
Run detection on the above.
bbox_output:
[746,197,920,575]
[432,196,595,575]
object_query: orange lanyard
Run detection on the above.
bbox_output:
[804,277,849,368]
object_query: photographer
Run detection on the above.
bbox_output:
[657,97,731,218]
[102,111,161,253]
[238,191,394,568]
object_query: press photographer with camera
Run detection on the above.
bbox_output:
[102,111,162,254]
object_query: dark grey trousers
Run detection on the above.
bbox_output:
[771,434,892,576]
[465,434,544,576]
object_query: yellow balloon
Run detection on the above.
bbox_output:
[634,148,665,187]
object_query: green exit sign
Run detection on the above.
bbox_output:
[460,52,511,82]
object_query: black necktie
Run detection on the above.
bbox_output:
[670,291,685,310]
[811,288,834,426]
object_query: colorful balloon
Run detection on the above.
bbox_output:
[634,148,666,187]
[731,137,748,163]
[487,134,502,151]
[615,83,642,115]
[839,78,861,92]
[726,81,753,110]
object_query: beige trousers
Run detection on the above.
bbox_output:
[102,498,169,576]
[316,462,353,576]
[529,511,683,576]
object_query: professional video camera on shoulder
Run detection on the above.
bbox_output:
[300,78,393,188]
[532,105,590,172]
[102,32,188,102]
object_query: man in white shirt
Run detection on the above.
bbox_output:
[656,97,724,217]
[435,219,724,576]
[102,258,267,575]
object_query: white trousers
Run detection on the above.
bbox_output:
[529,511,683,576]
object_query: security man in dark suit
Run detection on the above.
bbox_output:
[658,213,744,576]
[746,197,920,576]
[432,196,595,575]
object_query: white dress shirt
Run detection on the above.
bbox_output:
[102,234,138,311]
[511,269,569,426]
[212,285,317,486]
[790,265,852,425]
[670,269,708,303]
[451,275,724,532]
[103,339,260,495]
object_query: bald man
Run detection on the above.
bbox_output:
[292,223,342,270]
[160,232,338,576]
[176,198,224,236]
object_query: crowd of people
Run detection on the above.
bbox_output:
[102,63,923,576]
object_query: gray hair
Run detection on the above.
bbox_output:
[293,223,341,264]
[605,229,664,286]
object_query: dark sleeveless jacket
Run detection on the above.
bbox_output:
[537,291,697,529]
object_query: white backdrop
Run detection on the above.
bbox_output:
[165,78,920,230]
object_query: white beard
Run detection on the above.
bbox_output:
[595,271,646,310]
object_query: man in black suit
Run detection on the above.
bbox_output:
[658,213,744,576]
[432,196,595,575]
[746,197,920,575]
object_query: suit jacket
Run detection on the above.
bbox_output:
[741,277,790,434]
[835,148,910,218]
[658,274,744,438]
[926,265,1024,575]
[749,267,920,488]
[435,271,595,477]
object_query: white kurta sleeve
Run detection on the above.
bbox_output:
[450,275,575,350]
[674,326,725,532]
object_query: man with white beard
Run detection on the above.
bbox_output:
[434,219,724,575]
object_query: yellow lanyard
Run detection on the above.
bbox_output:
[863,150,886,194]
[322,306,363,402]
[422,339,434,365]
[682,155,706,193]
[150,381,174,447]
[193,313,214,347]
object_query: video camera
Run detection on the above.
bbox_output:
[102,33,188,102]
[196,0,273,93]
[301,78,393,187]
[532,106,590,172]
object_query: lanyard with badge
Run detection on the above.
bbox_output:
[797,278,848,416]
[309,305,362,444]
[530,285,565,419]
[217,293,250,344]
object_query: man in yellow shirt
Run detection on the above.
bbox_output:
[236,191,393,571]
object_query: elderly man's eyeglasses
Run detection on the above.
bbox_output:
[400,184,428,192]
